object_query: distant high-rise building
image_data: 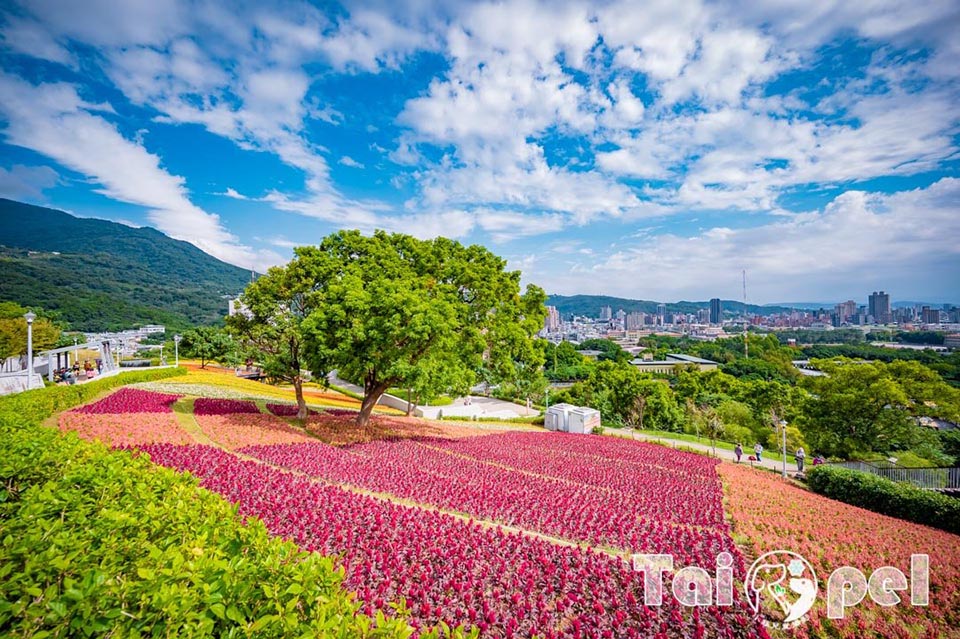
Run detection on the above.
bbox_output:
[868,291,891,324]
[921,306,941,324]
[626,311,645,330]
[599,305,612,321]
[709,298,722,324]
[657,303,667,325]
[834,300,857,323]
[544,306,560,332]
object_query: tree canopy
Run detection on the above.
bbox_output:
[288,230,545,427]
[0,302,61,360]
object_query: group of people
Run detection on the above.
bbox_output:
[733,442,824,472]
[54,360,100,384]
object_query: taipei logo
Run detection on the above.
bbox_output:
[745,551,818,629]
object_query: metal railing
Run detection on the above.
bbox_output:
[828,460,960,491]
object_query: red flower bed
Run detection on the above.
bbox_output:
[265,403,318,417]
[322,408,359,417]
[71,387,181,414]
[241,433,738,568]
[719,463,960,638]
[139,444,766,639]
[59,412,194,447]
[194,414,314,449]
[193,397,261,415]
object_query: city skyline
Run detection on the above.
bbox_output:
[1,1,958,303]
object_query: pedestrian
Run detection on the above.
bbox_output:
[795,446,806,472]
[754,442,763,462]
[734,443,743,463]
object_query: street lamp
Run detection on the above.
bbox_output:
[173,334,181,367]
[73,337,78,367]
[779,419,788,478]
[24,311,36,390]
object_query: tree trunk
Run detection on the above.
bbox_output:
[406,388,413,416]
[357,380,389,429]
[294,376,308,421]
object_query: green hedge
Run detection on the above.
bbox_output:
[806,465,960,535]
[0,369,469,638]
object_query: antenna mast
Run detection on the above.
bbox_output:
[742,269,748,359]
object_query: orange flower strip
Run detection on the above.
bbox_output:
[59,412,194,447]
[193,413,315,449]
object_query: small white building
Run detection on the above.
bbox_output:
[545,403,601,434]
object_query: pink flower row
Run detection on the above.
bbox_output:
[432,433,725,519]
[71,387,182,414]
[137,444,765,639]
[193,397,261,415]
[265,403,318,417]
[241,436,738,566]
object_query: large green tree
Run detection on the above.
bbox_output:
[293,230,546,428]
[227,266,313,419]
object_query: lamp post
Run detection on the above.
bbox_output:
[779,419,788,478]
[173,334,181,367]
[73,337,78,366]
[24,311,36,390]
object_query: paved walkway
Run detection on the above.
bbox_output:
[326,371,537,419]
[609,428,805,475]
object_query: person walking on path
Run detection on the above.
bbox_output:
[734,443,743,463]
[754,442,763,462]
[795,446,806,472]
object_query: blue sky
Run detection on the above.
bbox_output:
[0,0,958,304]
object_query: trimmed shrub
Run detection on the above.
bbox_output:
[806,465,960,535]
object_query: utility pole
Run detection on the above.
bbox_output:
[742,269,749,359]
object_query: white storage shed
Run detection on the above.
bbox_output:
[567,406,601,434]
[545,403,600,434]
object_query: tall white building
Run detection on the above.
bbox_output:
[544,306,561,332]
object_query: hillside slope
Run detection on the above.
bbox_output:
[0,199,253,331]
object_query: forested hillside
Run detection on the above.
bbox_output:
[0,199,253,330]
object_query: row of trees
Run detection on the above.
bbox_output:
[547,337,960,464]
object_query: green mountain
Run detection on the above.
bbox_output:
[546,294,798,319]
[0,198,253,331]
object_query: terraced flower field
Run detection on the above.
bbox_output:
[56,385,960,638]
